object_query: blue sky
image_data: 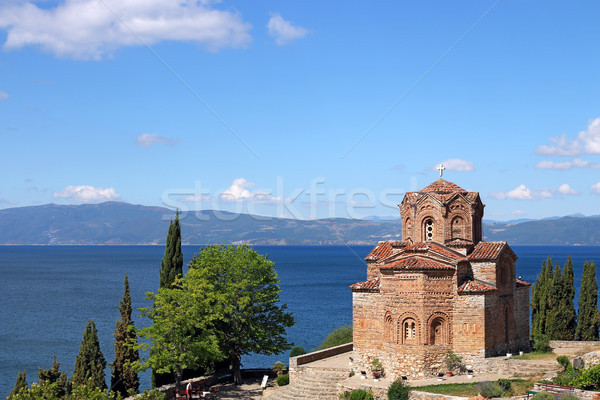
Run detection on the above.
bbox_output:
[1,0,599,221]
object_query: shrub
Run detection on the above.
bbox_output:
[387,379,411,400]
[476,381,504,398]
[531,392,555,400]
[497,379,512,394]
[276,374,290,386]
[557,395,579,400]
[572,363,600,390]
[557,356,570,371]
[532,334,552,353]
[444,351,464,372]
[290,346,306,358]
[133,389,165,400]
[340,388,374,400]
[316,325,353,350]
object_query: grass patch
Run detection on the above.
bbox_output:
[511,352,556,360]
[414,382,478,397]
[415,379,534,397]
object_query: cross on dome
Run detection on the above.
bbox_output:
[437,163,446,178]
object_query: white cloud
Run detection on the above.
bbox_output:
[181,178,283,204]
[0,0,252,60]
[0,90,8,100]
[558,183,578,195]
[535,158,600,170]
[535,117,600,156]
[512,209,525,215]
[267,13,308,45]
[135,133,180,147]
[53,185,120,203]
[490,183,580,200]
[591,182,600,194]
[434,158,475,172]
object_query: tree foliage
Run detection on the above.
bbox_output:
[546,259,577,340]
[316,324,353,350]
[575,261,600,340]
[9,369,28,398]
[111,274,140,397]
[531,258,554,338]
[159,211,183,289]
[37,356,70,397]
[138,280,222,390]
[186,245,294,384]
[72,320,107,390]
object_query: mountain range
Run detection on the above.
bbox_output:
[0,202,599,245]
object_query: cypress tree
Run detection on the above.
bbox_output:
[557,257,577,340]
[545,263,563,338]
[531,257,554,338]
[159,210,183,288]
[37,355,69,396]
[72,320,107,390]
[575,261,600,340]
[111,274,140,397]
[9,369,27,397]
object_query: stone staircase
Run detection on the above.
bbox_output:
[264,368,348,400]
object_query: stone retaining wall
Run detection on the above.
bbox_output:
[410,391,469,400]
[549,341,600,350]
[290,342,354,367]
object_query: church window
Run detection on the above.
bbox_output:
[384,313,394,343]
[404,319,416,340]
[451,216,464,239]
[425,219,434,241]
[429,316,447,345]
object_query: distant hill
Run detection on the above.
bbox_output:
[0,202,599,245]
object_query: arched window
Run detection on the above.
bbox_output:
[398,314,420,345]
[384,312,394,343]
[451,216,464,239]
[429,316,448,345]
[404,319,416,341]
[424,218,434,241]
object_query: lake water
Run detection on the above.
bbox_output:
[1,245,599,398]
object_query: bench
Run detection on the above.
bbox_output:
[537,383,575,396]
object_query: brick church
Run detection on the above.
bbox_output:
[350,176,531,379]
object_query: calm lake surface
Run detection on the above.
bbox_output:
[1,245,599,397]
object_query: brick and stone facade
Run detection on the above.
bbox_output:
[350,179,531,380]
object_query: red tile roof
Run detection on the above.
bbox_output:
[349,278,380,292]
[516,279,532,287]
[402,242,467,261]
[468,241,507,261]
[364,241,410,261]
[419,179,467,194]
[402,180,480,207]
[458,279,496,293]
[365,242,394,261]
[381,256,455,271]
[445,239,474,248]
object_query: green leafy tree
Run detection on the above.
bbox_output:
[111,275,140,397]
[159,211,183,289]
[72,320,107,390]
[37,356,69,397]
[138,281,222,391]
[154,211,184,387]
[9,369,28,398]
[186,245,295,385]
[316,324,353,350]
[575,261,600,340]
